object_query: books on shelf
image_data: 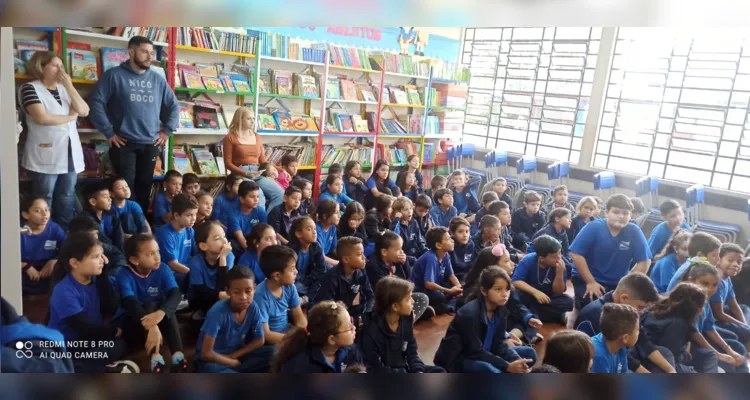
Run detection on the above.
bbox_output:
[252,30,325,62]
[270,69,293,95]
[172,145,194,174]
[177,27,256,55]
[375,143,410,165]
[320,144,372,168]
[178,102,195,129]
[191,146,221,176]
[380,118,408,134]
[328,45,373,70]
[294,73,319,98]
[69,51,98,81]
[177,62,253,93]
[100,47,129,72]
[100,27,168,43]
[263,142,316,167]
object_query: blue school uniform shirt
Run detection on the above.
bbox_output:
[591,333,629,373]
[267,205,301,241]
[212,192,240,229]
[316,223,338,256]
[390,219,427,259]
[152,192,171,226]
[410,250,454,292]
[695,302,717,333]
[229,206,268,237]
[112,200,148,235]
[511,253,565,294]
[483,312,501,351]
[452,186,479,215]
[20,221,66,268]
[195,299,264,360]
[155,223,196,266]
[48,273,103,341]
[297,249,312,279]
[187,252,236,301]
[710,277,736,306]
[319,191,354,209]
[647,221,691,257]
[320,180,348,196]
[450,240,475,277]
[237,251,265,284]
[575,291,614,336]
[429,205,457,228]
[253,280,301,333]
[366,176,397,193]
[569,219,651,285]
[567,215,589,243]
[116,263,178,304]
[666,260,693,292]
[650,253,682,293]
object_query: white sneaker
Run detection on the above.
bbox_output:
[191,309,206,321]
[106,360,140,373]
[717,366,725,373]
[177,298,190,311]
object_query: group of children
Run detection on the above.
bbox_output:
[17,155,750,373]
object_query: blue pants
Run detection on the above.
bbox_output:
[21,266,51,294]
[196,344,275,373]
[572,275,618,310]
[518,292,574,324]
[713,336,749,373]
[462,346,537,373]
[239,165,284,211]
[638,345,676,373]
[424,289,458,315]
[717,305,750,344]
[28,169,78,230]
[688,343,719,373]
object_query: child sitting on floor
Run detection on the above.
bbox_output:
[338,202,374,257]
[448,217,475,282]
[276,154,298,190]
[591,303,640,373]
[153,170,183,228]
[267,186,302,245]
[410,227,463,315]
[212,174,243,230]
[237,223,276,283]
[390,197,427,262]
[109,176,150,238]
[650,229,691,293]
[21,197,65,294]
[187,220,235,315]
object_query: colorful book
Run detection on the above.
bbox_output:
[258,114,278,130]
[202,76,224,91]
[230,74,251,93]
[69,52,98,81]
[178,102,195,129]
[326,77,341,100]
[100,47,129,72]
[272,109,293,130]
[193,104,221,129]
[219,74,236,92]
[192,146,220,176]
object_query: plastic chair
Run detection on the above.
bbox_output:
[513,156,553,210]
[593,171,616,214]
[686,184,741,243]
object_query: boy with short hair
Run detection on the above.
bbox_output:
[413,194,433,238]
[591,303,640,373]
[182,173,201,196]
[276,154,298,190]
[708,243,750,345]
[230,181,268,254]
[110,176,151,238]
[542,185,576,215]
[410,227,463,315]
[489,200,523,263]
[267,186,302,245]
[195,266,274,373]
[429,175,448,203]
[471,215,502,258]
[313,237,374,327]
[512,235,574,324]
[448,217,474,282]
[648,199,691,257]
[81,181,125,251]
[429,188,458,228]
[155,193,198,292]
[473,191,499,231]
[491,177,514,207]
[666,232,722,291]
[511,191,546,251]
[570,194,651,310]
[450,170,480,223]
[212,174,243,230]
[254,245,308,344]
[153,170,183,227]
[390,197,427,260]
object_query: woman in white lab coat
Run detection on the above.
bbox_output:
[19,51,89,229]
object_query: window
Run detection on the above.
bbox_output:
[596,28,750,192]
[461,27,600,163]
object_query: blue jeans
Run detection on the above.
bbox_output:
[462,346,537,373]
[28,170,77,229]
[239,165,284,211]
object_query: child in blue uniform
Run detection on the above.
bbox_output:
[542,330,595,373]
[413,194,433,238]
[489,177,514,208]
[411,227,463,315]
[117,234,186,373]
[429,188,457,228]
[510,191,545,251]
[397,170,423,202]
[152,170,182,228]
[188,220,235,315]
[512,235,574,324]
[665,232,722,292]
[567,196,598,243]
[344,161,369,205]
[48,232,128,372]
[591,303,639,373]
[434,267,539,373]
[313,237,374,327]
[365,159,399,210]
[449,217,475,282]
[314,198,340,266]
[182,173,201,196]
[709,244,750,346]
[267,186,302,245]
[473,191,499,233]
[69,215,127,278]
[365,195,394,240]
[288,216,328,298]
[238,223,276,284]
[396,154,425,192]
[542,185,577,216]
[338,202,374,257]
[80,181,125,251]
[390,197,427,262]
[489,200,523,264]
[650,229,691,293]
[319,163,348,197]
[470,215,501,261]
[21,197,66,294]
[195,266,274,373]
[271,300,361,373]
[110,176,150,238]
[428,175,448,204]
[255,245,308,345]
[155,193,197,292]
[230,181,268,257]
[450,170,480,224]
[194,192,214,227]
[648,199,691,257]
[319,175,354,212]
[360,276,445,373]
[212,173,242,229]
[570,194,651,310]
[528,208,574,277]
[292,178,313,217]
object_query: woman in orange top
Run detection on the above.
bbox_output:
[222,107,284,210]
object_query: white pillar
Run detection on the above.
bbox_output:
[578,28,617,169]
[1,27,23,313]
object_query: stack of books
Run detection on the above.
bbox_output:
[177,62,252,93]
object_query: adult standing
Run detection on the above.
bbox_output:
[88,36,179,214]
[19,51,89,229]
[222,106,284,210]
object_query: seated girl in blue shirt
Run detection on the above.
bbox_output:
[397,170,423,203]
[109,176,150,238]
[319,175,354,212]
[433,267,539,373]
[196,266,274,373]
[292,178,313,217]
[449,170,480,224]
[650,229,691,293]
[390,197,427,262]
[313,198,340,266]
[21,197,66,294]
[344,161,369,205]
[188,221,235,315]
[365,159,399,210]
[567,196,598,243]
[238,223,277,284]
[117,234,187,373]
[271,301,362,373]
[48,232,129,373]
[448,216,475,282]
[212,173,243,230]
[288,216,328,299]
[338,201,374,257]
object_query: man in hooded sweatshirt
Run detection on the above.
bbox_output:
[88,35,180,214]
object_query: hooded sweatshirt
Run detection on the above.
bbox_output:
[88,61,179,144]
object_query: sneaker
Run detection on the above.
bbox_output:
[417,306,435,322]
[171,358,189,373]
[176,298,190,312]
[151,359,166,373]
[718,366,726,373]
[191,309,206,321]
[106,360,140,373]
[529,333,545,348]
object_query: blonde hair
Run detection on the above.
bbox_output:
[28,51,61,80]
[391,196,413,214]
[577,196,599,214]
[228,106,254,135]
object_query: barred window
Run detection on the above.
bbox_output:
[595,28,750,192]
[460,27,600,163]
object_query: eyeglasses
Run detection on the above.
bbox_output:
[335,316,356,335]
